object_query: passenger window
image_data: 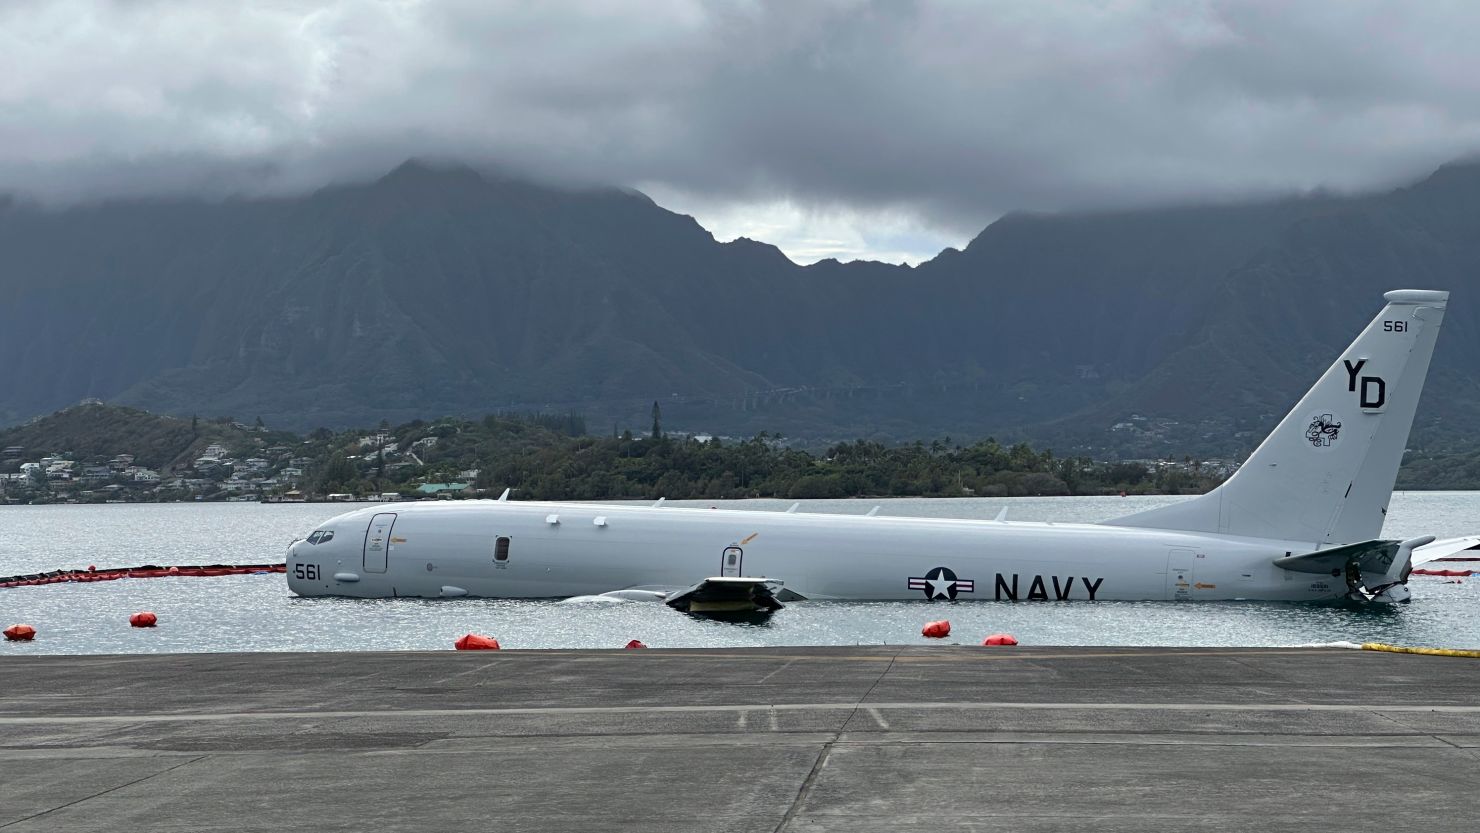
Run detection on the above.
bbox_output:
[494,537,511,562]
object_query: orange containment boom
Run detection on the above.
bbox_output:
[0,563,287,589]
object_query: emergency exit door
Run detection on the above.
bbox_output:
[721,546,743,577]
[1167,548,1195,601]
[364,513,396,574]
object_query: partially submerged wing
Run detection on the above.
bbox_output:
[565,579,806,613]
[664,577,804,615]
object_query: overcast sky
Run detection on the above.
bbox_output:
[4,1,1480,264]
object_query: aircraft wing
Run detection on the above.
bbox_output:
[567,578,806,615]
[663,577,805,615]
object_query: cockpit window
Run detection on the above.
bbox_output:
[307,530,334,545]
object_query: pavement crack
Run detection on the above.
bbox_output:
[772,648,897,830]
[0,753,206,830]
[846,646,901,727]
[1369,709,1415,731]
[773,738,835,833]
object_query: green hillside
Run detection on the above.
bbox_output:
[1,159,1477,458]
[0,402,283,470]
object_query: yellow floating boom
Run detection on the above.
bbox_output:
[1361,643,1480,658]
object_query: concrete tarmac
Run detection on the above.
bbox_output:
[2,646,1479,831]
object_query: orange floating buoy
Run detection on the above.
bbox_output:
[921,620,951,638]
[4,624,36,641]
[129,611,158,628]
[454,633,501,650]
[87,565,96,572]
[625,640,648,649]
[982,633,1018,646]
[166,566,180,574]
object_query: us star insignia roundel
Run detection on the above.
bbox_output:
[907,567,975,600]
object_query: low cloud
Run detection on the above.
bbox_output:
[4,1,1480,261]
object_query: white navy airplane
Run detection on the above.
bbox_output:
[289,289,1473,609]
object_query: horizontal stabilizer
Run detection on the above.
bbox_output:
[1411,535,1480,566]
[1273,540,1402,574]
[1274,535,1434,576]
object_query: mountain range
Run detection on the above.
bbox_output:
[2,159,1478,457]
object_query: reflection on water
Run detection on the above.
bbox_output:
[1,495,1478,654]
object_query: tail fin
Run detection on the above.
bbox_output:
[1104,289,1448,546]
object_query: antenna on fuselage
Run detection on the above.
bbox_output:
[497,488,512,502]
[994,506,1008,522]
[785,502,800,513]
[866,506,881,517]
[651,497,666,508]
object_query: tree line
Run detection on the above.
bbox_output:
[311,413,1221,500]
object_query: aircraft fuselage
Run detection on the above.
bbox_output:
[286,500,1339,602]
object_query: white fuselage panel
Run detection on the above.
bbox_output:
[286,501,1340,602]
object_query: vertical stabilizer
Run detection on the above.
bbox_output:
[1104,290,1448,546]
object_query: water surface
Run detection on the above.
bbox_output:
[2,494,1477,653]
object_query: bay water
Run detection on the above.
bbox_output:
[2,494,1478,654]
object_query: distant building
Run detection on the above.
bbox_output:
[416,483,471,498]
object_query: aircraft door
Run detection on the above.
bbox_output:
[364,513,397,574]
[721,546,743,577]
[1167,548,1194,601]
